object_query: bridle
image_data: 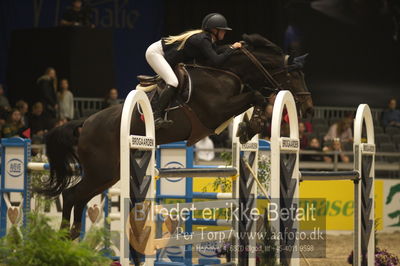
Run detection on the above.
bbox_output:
[240,46,311,103]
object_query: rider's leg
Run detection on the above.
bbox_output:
[145,40,179,129]
[154,84,176,127]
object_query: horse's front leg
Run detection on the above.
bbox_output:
[221,90,266,144]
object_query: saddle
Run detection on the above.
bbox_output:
[136,63,191,102]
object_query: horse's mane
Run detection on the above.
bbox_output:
[242,33,283,55]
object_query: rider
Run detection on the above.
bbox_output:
[145,13,242,130]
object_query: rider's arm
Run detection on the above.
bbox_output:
[199,38,235,67]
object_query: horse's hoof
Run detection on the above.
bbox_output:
[239,134,249,144]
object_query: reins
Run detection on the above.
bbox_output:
[240,47,311,102]
[241,47,282,91]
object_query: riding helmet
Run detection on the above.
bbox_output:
[201,13,232,31]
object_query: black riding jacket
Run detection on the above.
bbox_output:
[161,32,234,68]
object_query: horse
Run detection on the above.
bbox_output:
[35,34,313,245]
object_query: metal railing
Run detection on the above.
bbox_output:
[313,106,383,121]
[194,149,400,175]
[73,98,385,121]
[74,97,124,118]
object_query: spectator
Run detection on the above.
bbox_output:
[323,138,350,163]
[299,121,308,149]
[60,0,93,27]
[58,78,74,120]
[2,109,23,138]
[382,98,400,128]
[0,84,11,112]
[302,137,324,162]
[324,117,353,143]
[103,88,119,109]
[28,102,50,143]
[15,100,29,127]
[37,67,58,119]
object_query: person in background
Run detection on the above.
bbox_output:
[2,109,23,138]
[382,98,400,128]
[28,102,50,144]
[299,121,308,149]
[103,88,119,109]
[0,84,11,112]
[37,67,58,119]
[323,138,350,163]
[302,137,324,162]
[15,100,29,127]
[60,0,93,27]
[58,78,74,120]
[324,117,353,143]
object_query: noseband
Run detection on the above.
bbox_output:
[240,47,311,103]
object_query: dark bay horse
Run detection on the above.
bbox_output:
[35,34,313,240]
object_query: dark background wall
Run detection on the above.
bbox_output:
[295,5,400,108]
[163,0,400,108]
[1,0,399,107]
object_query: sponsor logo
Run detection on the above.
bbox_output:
[362,144,375,153]
[164,161,184,182]
[281,138,299,150]
[130,136,154,148]
[6,159,24,178]
[241,142,258,151]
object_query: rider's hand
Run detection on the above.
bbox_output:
[231,42,242,49]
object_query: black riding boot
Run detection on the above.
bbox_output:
[154,85,176,130]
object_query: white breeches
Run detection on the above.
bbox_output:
[145,40,179,87]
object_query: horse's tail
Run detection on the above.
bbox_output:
[34,119,85,197]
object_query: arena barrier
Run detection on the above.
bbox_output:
[0,137,114,242]
[0,138,30,237]
[271,90,375,266]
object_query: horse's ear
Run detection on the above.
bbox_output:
[288,53,309,71]
[293,53,309,67]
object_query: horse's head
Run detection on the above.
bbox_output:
[226,33,314,117]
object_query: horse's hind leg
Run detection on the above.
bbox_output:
[68,175,119,240]
[70,196,92,240]
[60,186,77,231]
